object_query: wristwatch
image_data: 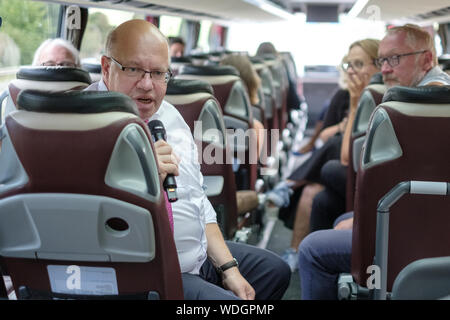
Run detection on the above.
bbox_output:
[216,258,239,275]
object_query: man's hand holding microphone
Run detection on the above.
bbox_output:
[148,120,180,202]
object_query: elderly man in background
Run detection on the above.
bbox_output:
[32,38,80,67]
[298,23,450,300]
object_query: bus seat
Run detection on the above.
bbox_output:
[438,54,450,74]
[254,55,294,177]
[81,62,102,82]
[251,57,279,132]
[188,54,209,66]
[391,256,450,300]
[257,55,289,131]
[177,65,258,191]
[165,78,259,240]
[170,56,193,77]
[348,85,450,297]
[251,59,282,178]
[346,75,386,211]
[0,90,183,299]
[280,51,308,138]
[4,66,92,119]
[207,51,227,64]
[177,64,252,124]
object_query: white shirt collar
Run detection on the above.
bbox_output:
[98,78,108,91]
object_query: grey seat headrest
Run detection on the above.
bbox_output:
[17,66,92,84]
[17,90,139,115]
[382,85,450,104]
[180,65,240,77]
[166,79,214,95]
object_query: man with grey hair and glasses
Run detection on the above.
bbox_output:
[32,38,80,67]
[375,24,449,87]
[297,23,449,300]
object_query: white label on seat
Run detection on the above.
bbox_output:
[47,265,118,295]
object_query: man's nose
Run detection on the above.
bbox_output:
[137,72,154,89]
[380,60,392,74]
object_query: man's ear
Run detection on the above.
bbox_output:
[100,55,110,86]
[422,50,434,70]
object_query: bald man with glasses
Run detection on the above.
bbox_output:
[85,19,290,300]
[297,23,450,300]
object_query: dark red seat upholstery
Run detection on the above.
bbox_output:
[3,66,92,124]
[251,58,278,153]
[256,55,289,131]
[351,85,450,293]
[165,79,259,240]
[0,90,182,299]
[346,78,386,211]
[177,65,258,191]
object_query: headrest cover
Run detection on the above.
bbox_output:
[17,66,92,84]
[438,54,450,71]
[17,90,139,115]
[180,65,240,77]
[257,54,278,61]
[250,57,265,64]
[382,85,450,104]
[171,56,192,63]
[167,79,214,95]
[188,54,209,60]
[369,73,383,85]
[82,63,102,74]
[438,54,450,65]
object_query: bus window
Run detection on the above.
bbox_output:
[79,7,144,62]
[0,0,60,90]
[197,20,212,53]
[209,24,227,52]
[159,15,183,38]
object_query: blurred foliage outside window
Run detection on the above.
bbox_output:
[80,8,144,62]
[0,0,59,67]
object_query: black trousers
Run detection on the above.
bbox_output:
[320,159,347,198]
[182,241,291,300]
[280,134,343,229]
[288,134,342,183]
[309,160,347,232]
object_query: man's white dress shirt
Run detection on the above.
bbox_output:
[86,80,217,274]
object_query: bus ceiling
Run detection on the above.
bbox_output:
[348,0,450,25]
[43,0,293,24]
[47,0,450,25]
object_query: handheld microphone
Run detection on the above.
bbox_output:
[148,119,178,202]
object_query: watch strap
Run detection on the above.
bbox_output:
[216,258,238,274]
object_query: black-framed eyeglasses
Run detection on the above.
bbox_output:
[341,60,367,72]
[374,50,427,68]
[108,56,172,83]
[41,61,77,67]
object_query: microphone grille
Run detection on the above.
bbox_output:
[148,119,165,133]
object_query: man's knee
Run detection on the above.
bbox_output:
[230,243,290,299]
[298,231,319,264]
[320,160,347,194]
[321,160,341,178]
[302,183,323,201]
[311,189,330,214]
[272,252,291,283]
[182,273,239,300]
